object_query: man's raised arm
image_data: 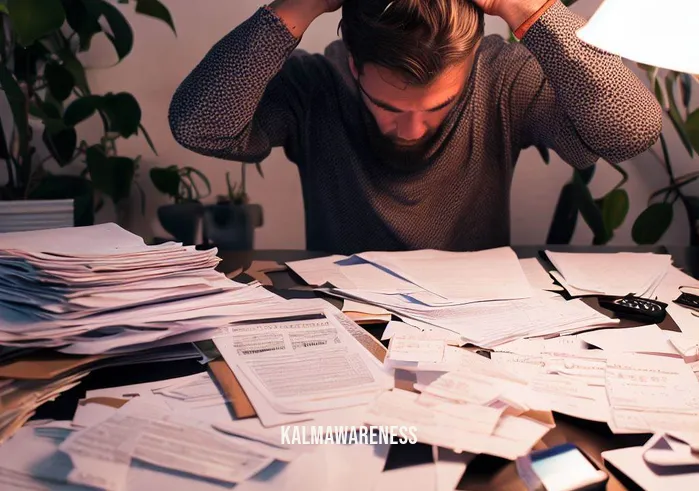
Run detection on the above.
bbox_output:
[168,0,341,162]
[485,0,663,167]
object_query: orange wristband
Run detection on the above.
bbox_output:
[514,0,557,40]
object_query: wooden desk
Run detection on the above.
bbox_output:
[33,246,699,491]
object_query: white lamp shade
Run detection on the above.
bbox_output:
[576,0,699,74]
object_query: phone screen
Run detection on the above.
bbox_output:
[531,445,604,491]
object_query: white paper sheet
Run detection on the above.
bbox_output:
[357,246,533,303]
[213,310,391,425]
[579,325,679,356]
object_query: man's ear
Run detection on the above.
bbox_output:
[348,55,358,80]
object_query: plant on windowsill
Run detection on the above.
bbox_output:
[0,0,175,232]
[202,163,265,250]
[149,164,211,245]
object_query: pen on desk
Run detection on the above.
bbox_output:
[236,313,328,324]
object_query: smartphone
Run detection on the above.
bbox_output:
[518,443,609,491]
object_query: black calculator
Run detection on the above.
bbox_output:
[597,294,668,324]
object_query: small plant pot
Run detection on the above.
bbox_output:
[157,202,204,245]
[202,203,263,250]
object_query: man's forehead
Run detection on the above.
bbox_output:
[358,61,472,111]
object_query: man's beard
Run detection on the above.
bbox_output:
[361,111,439,173]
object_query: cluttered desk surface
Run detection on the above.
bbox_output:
[1,224,698,491]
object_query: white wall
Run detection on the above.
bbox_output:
[68,0,698,247]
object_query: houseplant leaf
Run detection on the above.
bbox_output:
[572,170,611,245]
[665,73,694,157]
[545,165,596,245]
[12,43,46,83]
[101,92,141,137]
[138,124,158,155]
[43,127,77,166]
[632,202,673,244]
[86,145,135,204]
[150,166,181,199]
[679,73,692,111]
[95,0,134,61]
[7,0,65,46]
[599,188,629,233]
[64,95,102,126]
[44,61,75,101]
[57,48,90,94]
[546,182,577,244]
[63,0,103,51]
[536,145,550,164]
[687,109,699,155]
[0,63,28,158]
[135,0,176,35]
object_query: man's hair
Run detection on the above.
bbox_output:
[340,0,485,86]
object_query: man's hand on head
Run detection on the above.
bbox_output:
[472,0,549,31]
[270,0,344,38]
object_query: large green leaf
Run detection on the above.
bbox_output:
[632,202,674,244]
[573,170,611,245]
[679,73,692,111]
[598,188,629,233]
[44,61,75,101]
[43,126,77,166]
[0,63,28,158]
[30,99,68,135]
[95,0,134,61]
[8,0,65,46]
[665,73,694,157]
[150,166,181,199]
[63,0,103,52]
[687,109,699,155]
[135,0,176,35]
[101,92,141,137]
[546,182,578,244]
[64,95,102,126]
[86,145,135,203]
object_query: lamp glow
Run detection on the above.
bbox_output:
[576,0,699,75]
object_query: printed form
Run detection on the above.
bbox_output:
[213,310,392,424]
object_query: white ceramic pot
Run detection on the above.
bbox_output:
[0,199,74,233]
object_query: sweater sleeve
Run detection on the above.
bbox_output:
[168,7,313,163]
[510,1,662,167]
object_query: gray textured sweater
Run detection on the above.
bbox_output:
[168,1,662,255]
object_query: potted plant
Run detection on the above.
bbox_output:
[202,163,264,250]
[0,0,175,232]
[150,164,211,245]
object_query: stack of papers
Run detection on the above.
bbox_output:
[290,248,617,348]
[0,398,302,490]
[332,290,617,349]
[289,247,534,305]
[0,223,292,355]
[364,348,555,460]
[0,344,200,444]
[544,250,673,297]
